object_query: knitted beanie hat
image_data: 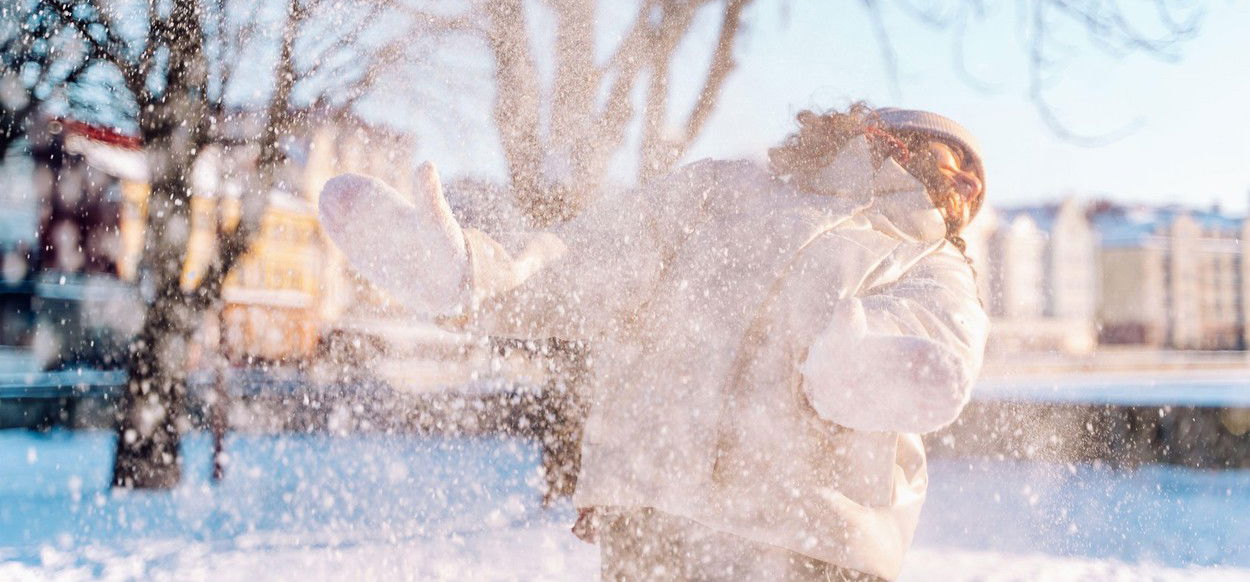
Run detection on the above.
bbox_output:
[875,107,985,186]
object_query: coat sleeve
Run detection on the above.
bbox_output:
[458,162,731,339]
[798,244,989,434]
[457,210,662,339]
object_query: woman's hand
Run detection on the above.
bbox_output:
[319,162,469,315]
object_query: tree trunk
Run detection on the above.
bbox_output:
[210,306,230,482]
[496,338,589,505]
[485,0,551,226]
[111,133,201,488]
[111,0,208,489]
[111,297,192,488]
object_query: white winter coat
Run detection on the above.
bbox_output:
[457,137,989,581]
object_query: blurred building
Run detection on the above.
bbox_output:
[1038,199,1101,322]
[1094,204,1245,350]
[972,197,1246,355]
[0,145,39,372]
[988,211,1046,319]
[1097,229,1166,345]
[37,118,320,365]
[975,199,1100,354]
[1,118,144,371]
[1244,218,1250,349]
[7,111,420,370]
[1187,211,1244,349]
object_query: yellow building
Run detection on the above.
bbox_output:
[118,171,322,364]
[216,193,321,363]
[100,111,426,366]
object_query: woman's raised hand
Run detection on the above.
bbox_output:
[318,161,469,315]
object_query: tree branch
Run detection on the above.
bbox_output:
[43,0,144,94]
[641,0,752,180]
[546,0,597,191]
[190,0,303,308]
[677,0,750,149]
[949,4,1000,93]
[638,1,696,182]
[594,0,657,150]
[888,0,1205,145]
[862,0,901,100]
[301,1,396,80]
[398,6,483,34]
[1025,0,1143,146]
[213,0,267,107]
[323,36,418,109]
[484,0,551,224]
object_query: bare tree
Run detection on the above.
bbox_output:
[0,3,117,156]
[404,0,756,227]
[8,0,432,488]
[412,1,1205,227]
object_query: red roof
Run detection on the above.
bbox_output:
[61,119,142,150]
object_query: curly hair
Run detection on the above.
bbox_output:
[768,103,879,181]
[768,104,984,255]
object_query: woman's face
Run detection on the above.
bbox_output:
[922,141,982,202]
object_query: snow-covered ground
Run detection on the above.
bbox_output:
[1,430,1247,581]
[977,368,1250,406]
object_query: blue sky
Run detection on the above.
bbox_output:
[391,1,1250,215]
[678,1,1250,213]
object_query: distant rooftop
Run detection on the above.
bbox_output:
[993,199,1245,249]
[1091,203,1244,248]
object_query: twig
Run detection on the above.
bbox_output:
[1026,0,1143,146]
[862,0,902,100]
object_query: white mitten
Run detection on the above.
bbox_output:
[319,162,469,315]
[799,297,971,433]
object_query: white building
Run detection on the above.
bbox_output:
[982,199,1099,354]
[1094,205,1245,350]
[988,212,1046,319]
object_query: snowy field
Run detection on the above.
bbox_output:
[976,369,1250,407]
[2,430,1248,582]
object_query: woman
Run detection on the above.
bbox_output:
[318,105,988,581]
